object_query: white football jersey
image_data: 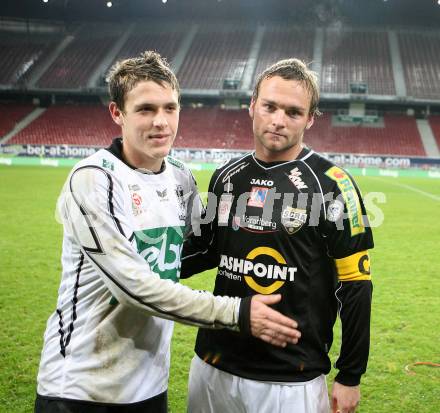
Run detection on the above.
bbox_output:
[36,140,240,404]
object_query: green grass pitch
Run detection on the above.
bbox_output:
[0,165,439,412]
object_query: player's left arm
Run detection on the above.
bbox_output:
[334,250,372,386]
[331,251,372,413]
[322,166,374,411]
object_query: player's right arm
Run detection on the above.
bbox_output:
[60,166,300,346]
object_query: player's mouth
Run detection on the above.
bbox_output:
[149,133,171,142]
[265,131,286,139]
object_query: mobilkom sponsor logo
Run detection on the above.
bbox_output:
[135,226,185,282]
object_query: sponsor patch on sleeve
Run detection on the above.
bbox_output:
[325,166,365,236]
[334,250,371,282]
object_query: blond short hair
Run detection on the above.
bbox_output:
[252,58,321,116]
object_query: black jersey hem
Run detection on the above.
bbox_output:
[194,348,324,383]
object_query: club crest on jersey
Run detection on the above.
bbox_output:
[327,199,344,222]
[131,192,144,216]
[247,187,269,208]
[281,206,307,235]
[128,184,148,216]
[250,178,274,187]
[287,167,308,190]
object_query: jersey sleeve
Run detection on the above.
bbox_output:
[321,166,373,386]
[60,165,240,331]
[180,168,221,278]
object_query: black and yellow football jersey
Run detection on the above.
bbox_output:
[182,147,373,386]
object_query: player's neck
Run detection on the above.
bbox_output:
[255,143,304,163]
[121,145,163,172]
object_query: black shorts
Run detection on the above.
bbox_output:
[34,391,167,413]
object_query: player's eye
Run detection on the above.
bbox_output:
[287,110,301,118]
[263,103,275,111]
[138,106,153,112]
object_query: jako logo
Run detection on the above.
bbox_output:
[250,178,274,186]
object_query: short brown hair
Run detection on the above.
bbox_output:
[252,58,321,116]
[107,50,180,111]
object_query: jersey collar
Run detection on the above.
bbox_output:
[105,137,166,174]
[252,146,314,170]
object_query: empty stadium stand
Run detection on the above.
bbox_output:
[428,115,440,150]
[398,31,440,100]
[253,26,314,84]
[8,105,119,146]
[0,32,59,85]
[321,29,395,95]
[108,26,183,69]
[176,107,253,148]
[305,113,425,156]
[177,25,254,89]
[36,26,119,89]
[1,22,439,102]
[3,104,427,157]
[0,20,438,161]
[0,102,34,137]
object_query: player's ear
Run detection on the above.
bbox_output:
[249,98,255,119]
[109,101,124,126]
[306,113,314,130]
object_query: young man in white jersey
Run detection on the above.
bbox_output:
[34,51,301,413]
[182,59,373,413]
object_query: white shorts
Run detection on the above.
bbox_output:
[187,355,330,413]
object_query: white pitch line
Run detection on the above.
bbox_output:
[373,177,440,202]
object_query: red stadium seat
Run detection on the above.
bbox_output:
[7,105,426,157]
[0,103,34,137]
[9,105,119,146]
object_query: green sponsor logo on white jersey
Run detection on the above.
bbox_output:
[135,226,185,282]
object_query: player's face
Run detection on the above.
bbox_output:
[249,76,314,162]
[109,80,179,171]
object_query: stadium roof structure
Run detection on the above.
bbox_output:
[2,0,440,27]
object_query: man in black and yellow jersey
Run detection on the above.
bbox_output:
[182,58,373,413]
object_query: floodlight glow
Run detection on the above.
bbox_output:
[107,1,112,7]
[42,0,49,3]
[162,0,167,4]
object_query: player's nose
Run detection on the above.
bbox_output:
[271,109,286,128]
[152,110,168,129]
